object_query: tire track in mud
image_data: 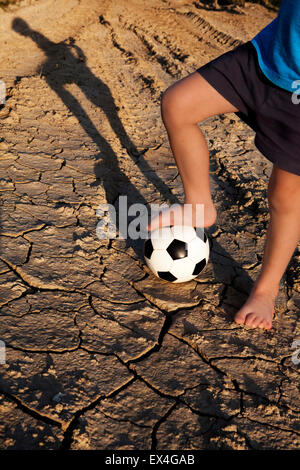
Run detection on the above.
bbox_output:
[94,0,243,128]
[98,14,166,102]
[115,3,242,65]
[97,1,244,112]
[175,10,242,49]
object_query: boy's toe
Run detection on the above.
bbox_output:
[234,309,248,325]
[252,316,262,328]
[244,312,257,327]
[265,321,272,330]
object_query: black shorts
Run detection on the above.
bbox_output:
[196,41,300,177]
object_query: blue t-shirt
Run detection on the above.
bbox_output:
[251,0,300,93]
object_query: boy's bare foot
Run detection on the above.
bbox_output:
[147,200,217,231]
[234,288,277,330]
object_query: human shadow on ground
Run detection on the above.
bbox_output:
[11,17,255,317]
[11,17,178,253]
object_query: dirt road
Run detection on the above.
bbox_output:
[0,0,299,450]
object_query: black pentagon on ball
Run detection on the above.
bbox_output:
[144,238,154,259]
[192,258,207,276]
[167,239,188,260]
[157,271,177,282]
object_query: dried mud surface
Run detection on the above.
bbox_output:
[0,0,299,450]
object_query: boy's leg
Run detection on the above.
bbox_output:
[147,71,238,231]
[235,164,300,329]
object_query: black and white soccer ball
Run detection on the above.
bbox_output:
[144,225,210,283]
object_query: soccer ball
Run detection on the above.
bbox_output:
[144,225,210,283]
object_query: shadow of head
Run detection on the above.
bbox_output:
[12,17,32,36]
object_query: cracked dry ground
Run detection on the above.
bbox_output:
[0,0,299,450]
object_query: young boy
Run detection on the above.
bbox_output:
[147,0,300,330]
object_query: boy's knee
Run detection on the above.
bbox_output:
[161,83,201,126]
[161,85,182,124]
